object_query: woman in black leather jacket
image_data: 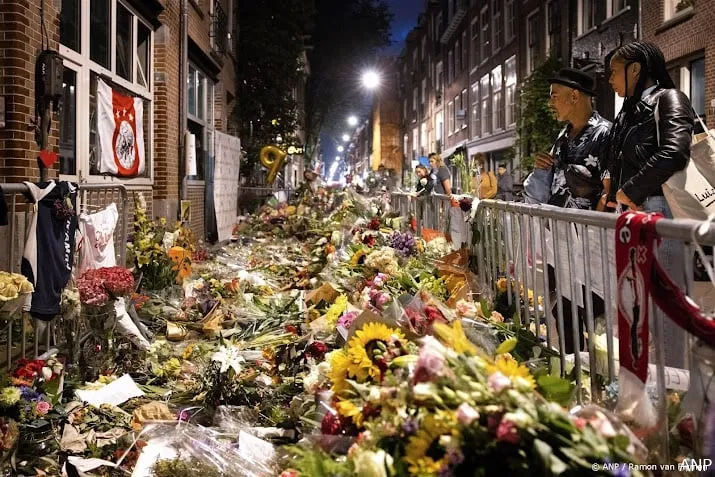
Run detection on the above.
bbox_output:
[605,41,694,368]
[606,41,694,211]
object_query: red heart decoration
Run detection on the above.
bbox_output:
[39,150,58,168]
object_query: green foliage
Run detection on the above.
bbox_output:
[284,445,355,477]
[511,56,563,174]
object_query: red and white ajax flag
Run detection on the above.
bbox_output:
[97,79,146,176]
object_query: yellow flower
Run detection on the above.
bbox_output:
[328,350,351,394]
[489,354,536,390]
[336,399,364,427]
[324,295,348,326]
[496,278,508,293]
[182,344,196,360]
[433,320,477,355]
[404,412,458,476]
[350,249,368,266]
[345,323,404,383]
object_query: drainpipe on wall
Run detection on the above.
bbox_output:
[179,0,189,202]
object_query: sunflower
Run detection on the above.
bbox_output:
[328,350,351,394]
[350,249,368,266]
[404,412,459,476]
[335,399,364,427]
[488,354,536,390]
[346,323,404,382]
[432,320,476,355]
[496,277,508,293]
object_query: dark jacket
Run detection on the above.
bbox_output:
[497,173,514,201]
[607,87,694,206]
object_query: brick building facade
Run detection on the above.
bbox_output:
[0,0,239,241]
[642,0,714,128]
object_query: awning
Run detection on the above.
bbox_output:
[440,141,467,161]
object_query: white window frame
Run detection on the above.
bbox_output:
[607,0,628,17]
[505,56,517,127]
[448,101,455,135]
[491,65,503,132]
[480,74,490,136]
[404,134,409,159]
[470,18,479,71]
[545,1,557,58]
[435,61,443,97]
[187,63,216,181]
[435,110,444,143]
[526,10,539,75]
[480,5,490,63]
[421,78,427,110]
[412,127,419,160]
[413,87,419,112]
[577,0,596,35]
[492,0,502,53]
[471,82,480,139]
[664,0,692,21]
[58,0,154,186]
[460,88,468,130]
[454,94,460,131]
[420,122,428,156]
[505,0,515,42]
[448,49,454,84]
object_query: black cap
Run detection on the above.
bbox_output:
[548,68,596,96]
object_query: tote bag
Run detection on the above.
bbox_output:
[661,109,715,220]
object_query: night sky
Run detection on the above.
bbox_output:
[386,0,423,54]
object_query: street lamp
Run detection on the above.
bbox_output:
[337,146,344,152]
[362,70,381,90]
[347,116,358,126]
[342,134,350,142]
[335,156,341,161]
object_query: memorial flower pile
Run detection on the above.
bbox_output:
[77,266,135,306]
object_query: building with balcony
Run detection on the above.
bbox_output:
[0,0,239,241]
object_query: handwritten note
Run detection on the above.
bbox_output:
[75,374,144,407]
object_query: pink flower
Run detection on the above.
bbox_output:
[487,371,511,393]
[496,418,520,444]
[456,403,479,426]
[337,311,358,329]
[412,337,446,383]
[456,300,477,318]
[34,401,51,416]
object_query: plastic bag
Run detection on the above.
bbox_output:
[130,422,276,477]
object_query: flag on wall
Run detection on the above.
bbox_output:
[97,79,146,176]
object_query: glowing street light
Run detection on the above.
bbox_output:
[337,145,344,152]
[347,116,358,126]
[335,156,341,161]
[362,70,381,90]
[342,134,350,142]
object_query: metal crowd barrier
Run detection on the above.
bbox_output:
[392,191,715,455]
[0,182,129,369]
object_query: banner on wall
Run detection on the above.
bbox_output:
[97,79,146,176]
[213,132,241,242]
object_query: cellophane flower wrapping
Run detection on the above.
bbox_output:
[131,422,276,477]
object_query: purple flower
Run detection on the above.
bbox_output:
[20,386,39,401]
[401,419,419,435]
[337,311,359,329]
[177,410,191,422]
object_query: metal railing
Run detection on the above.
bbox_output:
[392,192,715,455]
[0,182,129,369]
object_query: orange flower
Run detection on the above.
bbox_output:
[168,246,192,282]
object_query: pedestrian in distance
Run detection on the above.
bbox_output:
[496,163,514,201]
[474,153,497,200]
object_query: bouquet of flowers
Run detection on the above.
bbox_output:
[77,267,135,307]
[0,355,63,428]
[0,271,34,317]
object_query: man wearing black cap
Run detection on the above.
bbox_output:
[535,68,611,353]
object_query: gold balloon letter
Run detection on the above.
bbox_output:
[259,146,287,185]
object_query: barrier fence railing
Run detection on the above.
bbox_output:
[0,182,129,369]
[392,191,715,457]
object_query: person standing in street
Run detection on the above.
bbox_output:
[496,164,514,201]
[534,68,612,353]
[474,153,497,199]
[429,153,452,196]
[606,41,694,368]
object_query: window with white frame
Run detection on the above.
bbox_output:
[462,31,468,74]
[455,38,461,73]
[404,134,409,159]
[421,78,427,111]
[492,0,503,52]
[403,98,408,121]
[454,94,460,131]
[435,61,443,100]
[59,0,153,181]
[505,56,517,127]
[579,0,596,34]
[448,101,455,135]
[505,0,515,42]
[665,0,693,21]
[608,0,627,17]
[480,74,490,136]
[480,5,490,62]
[460,89,468,129]
[448,49,454,83]
[471,19,479,69]
[670,57,705,118]
[546,1,560,58]
[436,110,444,146]
[527,11,539,74]
[413,87,419,112]
[187,64,215,179]
[471,82,480,139]
[420,122,428,156]
[491,66,504,131]
[412,127,419,160]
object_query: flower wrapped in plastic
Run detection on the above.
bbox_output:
[0,271,34,318]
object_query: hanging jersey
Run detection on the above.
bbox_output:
[78,203,118,274]
[21,181,78,320]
